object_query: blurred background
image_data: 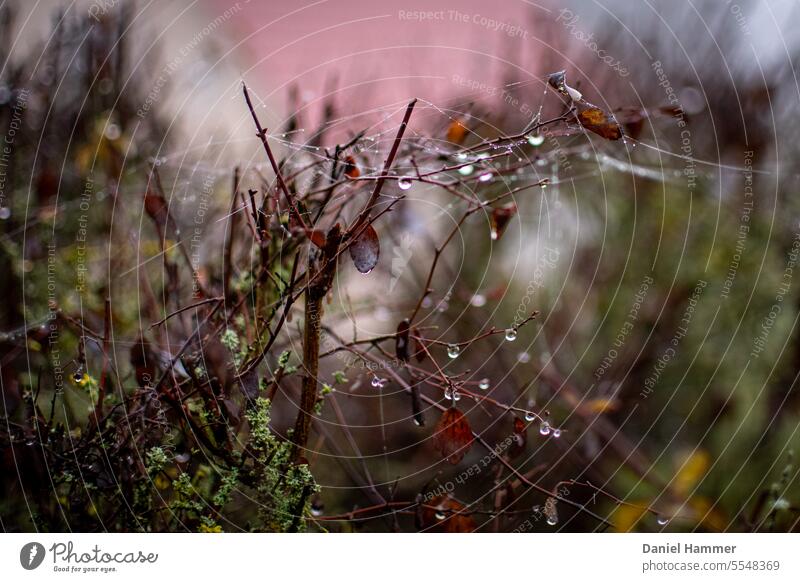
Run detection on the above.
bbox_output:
[2,0,800,532]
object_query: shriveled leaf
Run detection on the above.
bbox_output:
[349,224,380,274]
[433,408,474,464]
[547,69,582,101]
[547,70,567,93]
[143,190,172,232]
[576,101,622,140]
[395,318,410,362]
[421,496,476,532]
[490,203,518,241]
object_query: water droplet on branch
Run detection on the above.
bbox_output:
[447,344,461,359]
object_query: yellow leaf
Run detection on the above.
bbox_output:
[674,450,711,496]
[689,496,727,532]
[583,397,619,414]
[612,500,648,532]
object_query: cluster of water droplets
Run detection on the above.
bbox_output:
[444,385,462,402]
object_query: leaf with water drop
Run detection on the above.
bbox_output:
[490,203,517,241]
[421,496,476,532]
[576,101,623,141]
[433,408,474,464]
[348,223,380,274]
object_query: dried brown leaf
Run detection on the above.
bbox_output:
[433,408,474,464]
[421,496,476,532]
[576,101,623,140]
[490,203,518,241]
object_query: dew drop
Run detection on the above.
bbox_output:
[470,294,486,307]
[458,164,474,176]
[0,207,10,220]
[504,328,517,342]
[527,133,545,147]
[656,516,670,526]
[478,172,493,182]
[479,378,490,390]
[546,515,558,526]
[435,511,446,521]
[447,344,461,359]
[517,351,531,363]
[539,421,551,436]
[524,411,536,422]
[371,376,384,389]
[104,123,121,140]
[452,389,461,402]
[552,428,562,438]
[398,178,412,190]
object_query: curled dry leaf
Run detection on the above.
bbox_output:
[421,496,476,532]
[576,101,623,141]
[143,190,177,237]
[547,69,582,102]
[433,408,475,464]
[348,223,380,274]
[490,203,518,241]
[547,70,622,141]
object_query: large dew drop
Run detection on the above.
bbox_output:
[527,133,545,147]
[447,344,461,359]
